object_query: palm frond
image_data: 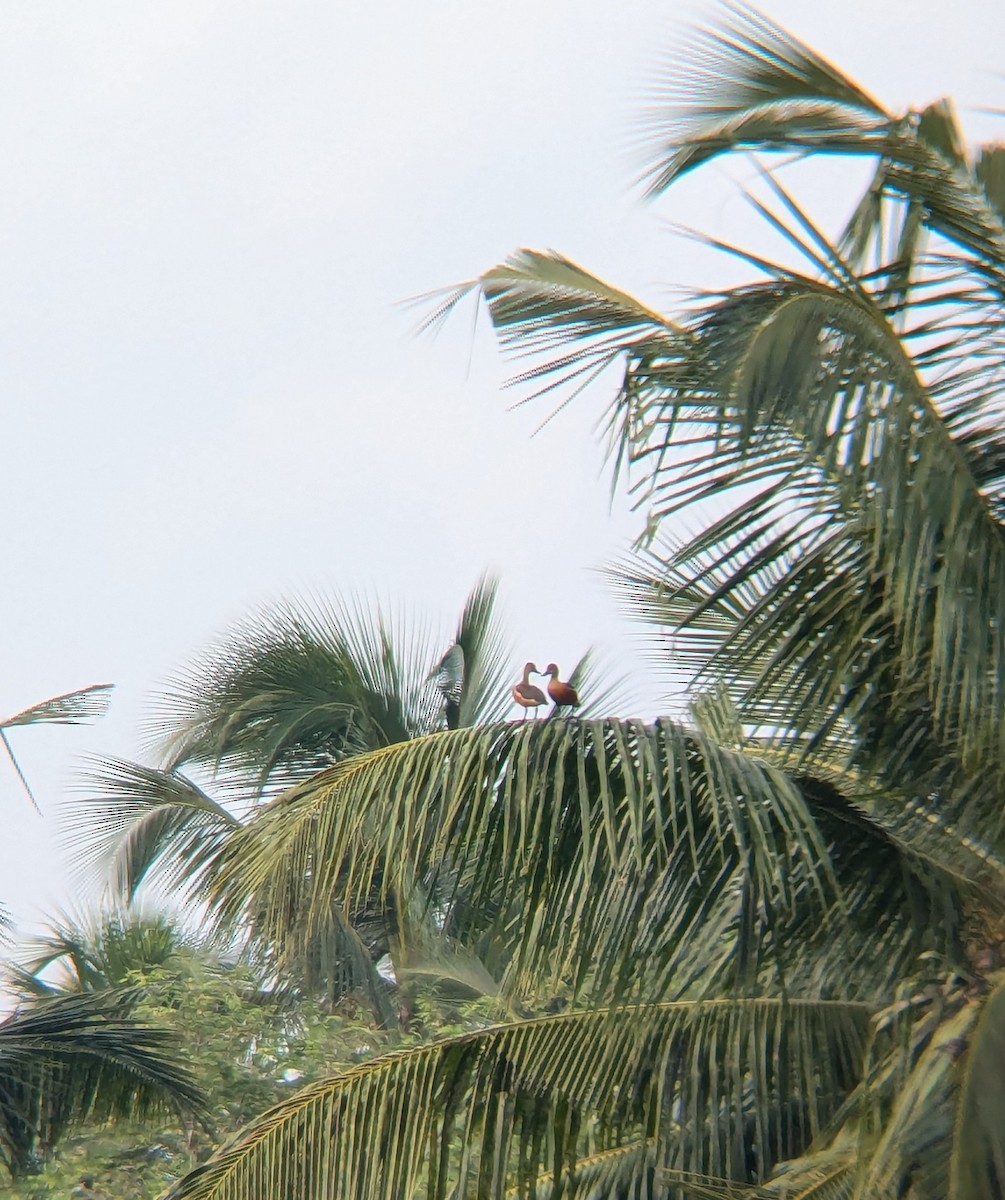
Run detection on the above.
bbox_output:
[641,5,1005,277]
[609,527,974,806]
[0,685,114,813]
[975,143,1005,223]
[160,998,871,1200]
[200,718,989,1007]
[449,574,515,729]
[950,973,1005,1200]
[147,595,435,794]
[13,908,191,997]
[642,0,887,192]
[0,988,204,1178]
[62,756,240,903]
[1,685,114,730]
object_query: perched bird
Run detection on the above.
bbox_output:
[543,663,580,711]
[512,662,547,718]
[430,643,465,730]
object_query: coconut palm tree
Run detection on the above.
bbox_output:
[0,987,204,1180]
[103,7,1005,1197]
[68,579,619,1023]
[10,907,207,999]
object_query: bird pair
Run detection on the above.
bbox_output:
[512,662,579,716]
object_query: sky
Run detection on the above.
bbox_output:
[1,0,1003,938]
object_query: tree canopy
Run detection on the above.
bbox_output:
[8,4,1005,1198]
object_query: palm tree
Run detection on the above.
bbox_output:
[0,683,201,1184]
[0,988,203,1180]
[68,579,619,1023]
[4,907,317,1179]
[10,907,205,999]
[0,684,198,1181]
[97,6,1005,1197]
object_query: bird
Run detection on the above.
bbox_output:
[511,662,547,718]
[429,643,465,730]
[543,663,580,711]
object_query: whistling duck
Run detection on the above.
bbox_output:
[512,662,547,718]
[543,664,580,710]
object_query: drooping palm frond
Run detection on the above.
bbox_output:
[62,756,240,903]
[160,998,871,1200]
[452,207,1005,817]
[419,249,680,465]
[207,718,823,1004]
[641,3,1005,280]
[830,978,990,1200]
[58,760,395,1015]
[201,718,996,1009]
[0,684,114,812]
[0,988,204,1178]
[759,1139,857,1199]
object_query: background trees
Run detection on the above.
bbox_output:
[3,910,446,1197]
[0,687,207,1187]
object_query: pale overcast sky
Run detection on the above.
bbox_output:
[1,0,1002,936]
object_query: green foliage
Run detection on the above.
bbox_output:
[0,988,204,1181]
[3,939,499,1200]
[32,5,1005,1198]
[62,579,632,1023]
[148,576,515,795]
